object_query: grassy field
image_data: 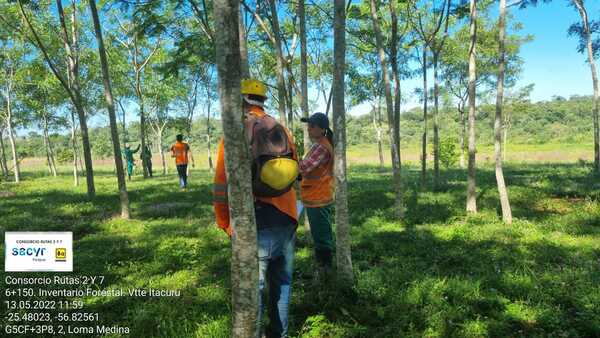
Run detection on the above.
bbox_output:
[1,150,600,337]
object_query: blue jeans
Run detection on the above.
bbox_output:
[257,224,296,338]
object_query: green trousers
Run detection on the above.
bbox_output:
[306,204,334,267]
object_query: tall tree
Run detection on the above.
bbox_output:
[369,0,403,219]
[214,0,258,335]
[298,0,310,154]
[495,0,513,223]
[466,0,478,213]
[113,11,160,179]
[429,0,451,189]
[334,0,353,286]
[15,0,96,196]
[409,0,449,188]
[89,0,130,219]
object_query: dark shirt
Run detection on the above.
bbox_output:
[254,201,297,229]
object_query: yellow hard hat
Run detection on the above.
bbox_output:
[241,79,267,98]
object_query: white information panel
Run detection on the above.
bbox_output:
[4,232,73,272]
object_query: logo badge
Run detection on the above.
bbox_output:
[55,248,67,261]
[5,232,73,272]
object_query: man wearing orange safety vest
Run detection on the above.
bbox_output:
[213,79,298,338]
[170,134,194,190]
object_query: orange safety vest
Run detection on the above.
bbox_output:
[213,106,298,236]
[171,142,190,165]
[300,137,334,207]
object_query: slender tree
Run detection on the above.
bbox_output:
[334,0,353,286]
[16,0,96,196]
[214,0,258,335]
[369,0,403,218]
[466,0,478,213]
[495,0,513,223]
[89,0,130,219]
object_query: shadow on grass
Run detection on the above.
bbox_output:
[292,227,600,337]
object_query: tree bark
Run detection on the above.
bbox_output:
[4,80,20,183]
[573,0,600,174]
[42,114,57,177]
[466,0,478,213]
[494,0,512,224]
[70,110,79,186]
[214,0,259,335]
[89,0,130,219]
[6,112,19,183]
[158,128,166,175]
[369,0,403,219]
[421,46,428,188]
[299,0,310,155]
[388,0,404,217]
[0,128,8,177]
[334,0,353,286]
[268,0,288,126]
[239,3,250,78]
[206,82,214,172]
[459,103,466,169]
[433,52,440,188]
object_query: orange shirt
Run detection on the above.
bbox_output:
[171,141,190,165]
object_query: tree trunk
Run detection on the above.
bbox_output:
[286,71,294,130]
[239,3,250,78]
[60,0,95,197]
[369,0,403,219]
[0,128,8,177]
[206,86,214,172]
[42,114,57,177]
[268,0,288,126]
[70,110,79,186]
[495,0,512,224]
[433,52,440,188]
[6,124,19,183]
[214,0,259,335]
[421,47,428,187]
[388,0,404,217]
[374,100,384,169]
[43,118,52,175]
[136,68,149,179]
[459,103,466,169]
[158,129,166,175]
[5,89,19,183]
[466,0,478,213]
[334,0,353,286]
[89,0,130,219]
[573,0,600,174]
[299,0,310,156]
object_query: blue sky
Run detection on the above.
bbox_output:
[340,0,600,116]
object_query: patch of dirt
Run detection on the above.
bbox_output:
[147,202,194,211]
[0,191,15,198]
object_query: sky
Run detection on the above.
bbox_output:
[339,0,600,116]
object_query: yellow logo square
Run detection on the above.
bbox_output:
[55,248,66,261]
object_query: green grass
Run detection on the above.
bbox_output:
[1,161,600,337]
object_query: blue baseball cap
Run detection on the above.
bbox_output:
[300,112,329,129]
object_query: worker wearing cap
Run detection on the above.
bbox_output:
[212,79,298,338]
[299,112,335,281]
